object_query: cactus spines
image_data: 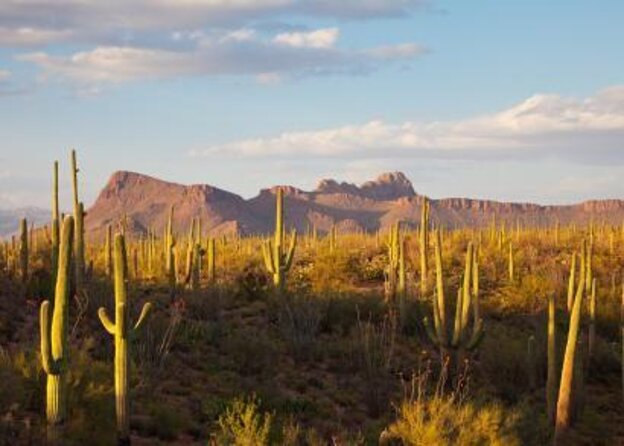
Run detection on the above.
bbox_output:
[40,215,74,426]
[19,218,28,283]
[547,294,557,424]
[555,241,586,441]
[419,197,429,293]
[98,233,152,444]
[262,187,296,289]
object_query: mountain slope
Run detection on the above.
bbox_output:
[84,170,624,238]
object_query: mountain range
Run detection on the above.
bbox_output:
[81,170,624,239]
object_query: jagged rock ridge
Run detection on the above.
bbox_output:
[84,170,624,238]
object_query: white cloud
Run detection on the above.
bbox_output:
[273,27,339,49]
[17,31,424,88]
[0,69,10,81]
[0,0,427,46]
[0,27,72,46]
[192,86,624,161]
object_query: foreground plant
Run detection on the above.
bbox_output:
[423,231,484,361]
[98,233,152,445]
[40,215,74,428]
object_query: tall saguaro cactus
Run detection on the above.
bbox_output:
[385,222,405,301]
[98,233,152,445]
[71,150,85,290]
[547,294,557,424]
[555,240,586,442]
[262,188,296,290]
[40,215,74,426]
[19,218,28,283]
[51,161,60,282]
[419,197,430,293]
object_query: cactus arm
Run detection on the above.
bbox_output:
[262,241,276,274]
[466,318,485,351]
[283,230,297,270]
[423,317,440,346]
[98,307,116,335]
[40,300,58,375]
[433,230,447,344]
[133,302,152,331]
[451,287,463,348]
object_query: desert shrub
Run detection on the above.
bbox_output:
[277,294,324,362]
[351,311,397,416]
[385,379,521,446]
[216,396,273,446]
[478,323,532,402]
[220,329,277,376]
[236,261,271,301]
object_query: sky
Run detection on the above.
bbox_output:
[0,0,623,210]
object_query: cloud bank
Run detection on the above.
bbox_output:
[192,86,624,162]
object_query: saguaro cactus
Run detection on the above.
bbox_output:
[419,197,430,293]
[262,188,296,289]
[385,222,405,300]
[51,161,60,282]
[567,253,577,312]
[508,242,514,282]
[207,237,216,282]
[547,294,557,424]
[71,150,85,290]
[423,232,484,357]
[40,215,74,426]
[19,218,28,283]
[555,241,586,442]
[588,278,597,360]
[98,233,152,445]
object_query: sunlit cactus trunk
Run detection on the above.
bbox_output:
[419,197,429,294]
[40,216,74,431]
[19,218,28,283]
[98,233,152,445]
[555,240,586,443]
[51,161,60,283]
[547,294,557,424]
[70,150,86,291]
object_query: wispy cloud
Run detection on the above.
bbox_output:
[0,1,427,47]
[192,86,624,162]
[17,29,424,90]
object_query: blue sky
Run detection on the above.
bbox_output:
[0,0,623,209]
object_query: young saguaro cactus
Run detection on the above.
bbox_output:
[423,231,484,355]
[40,215,74,426]
[385,222,405,301]
[262,187,296,289]
[98,233,152,444]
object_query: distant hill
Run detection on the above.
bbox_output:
[0,207,49,238]
[83,170,624,239]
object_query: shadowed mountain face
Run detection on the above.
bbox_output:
[85,170,624,238]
